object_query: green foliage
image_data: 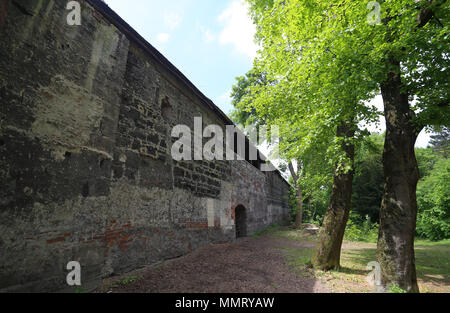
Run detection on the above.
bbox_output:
[239,0,449,248]
[286,170,331,226]
[117,276,139,286]
[287,185,299,222]
[282,246,315,277]
[430,127,450,158]
[230,56,335,223]
[416,158,450,241]
[389,285,408,294]
[251,223,284,238]
[352,134,384,223]
[303,187,331,226]
[350,139,450,242]
[416,147,441,179]
[243,0,449,172]
[344,215,379,243]
[229,68,269,127]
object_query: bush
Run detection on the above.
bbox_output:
[344,215,378,242]
[416,158,450,241]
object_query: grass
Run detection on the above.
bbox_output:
[415,238,450,246]
[99,275,142,292]
[335,240,450,293]
[253,224,318,242]
[251,223,284,238]
[282,246,315,278]
[263,225,450,293]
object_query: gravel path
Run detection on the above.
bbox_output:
[100,236,330,293]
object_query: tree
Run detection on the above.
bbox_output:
[246,0,449,292]
[230,69,331,229]
[230,68,269,128]
[375,1,448,293]
[288,160,304,227]
[311,121,356,270]
[245,0,379,271]
[430,127,450,158]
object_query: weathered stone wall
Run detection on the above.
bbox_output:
[231,161,290,236]
[0,0,289,292]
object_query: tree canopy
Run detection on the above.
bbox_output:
[238,0,449,292]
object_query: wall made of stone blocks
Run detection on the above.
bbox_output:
[0,0,289,292]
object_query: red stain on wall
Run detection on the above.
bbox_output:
[186,222,208,229]
[99,221,136,254]
[0,0,8,32]
[46,237,65,244]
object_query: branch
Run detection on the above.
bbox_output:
[417,0,446,28]
[288,161,299,187]
[297,160,302,175]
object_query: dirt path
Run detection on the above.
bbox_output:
[99,236,330,293]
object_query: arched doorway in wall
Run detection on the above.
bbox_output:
[235,205,247,238]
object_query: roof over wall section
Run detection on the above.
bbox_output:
[85,0,290,186]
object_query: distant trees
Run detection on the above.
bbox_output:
[350,133,449,242]
[229,69,332,229]
[416,131,450,241]
[430,127,450,158]
[416,157,450,241]
[352,134,384,224]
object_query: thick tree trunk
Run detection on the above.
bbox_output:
[378,60,420,293]
[311,122,355,270]
[289,161,303,228]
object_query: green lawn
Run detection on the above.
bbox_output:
[264,226,450,293]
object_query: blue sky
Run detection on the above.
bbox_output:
[104,0,431,148]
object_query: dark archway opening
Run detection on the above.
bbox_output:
[235,205,247,238]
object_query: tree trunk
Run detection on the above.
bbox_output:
[294,186,303,228]
[289,161,303,228]
[311,122,355,271]
[377,59,420,293]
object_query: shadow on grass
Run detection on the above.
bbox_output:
[341,244,450,286]
[415,244,450,285]
[280,246,316,278]
[336,266,373,276]
[261,226,449,292]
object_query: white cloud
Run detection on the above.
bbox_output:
[156,33,170,45]
[196,22,216,44]
[164,12,182,30]
[202,28,216,43]
[218,0,258,60]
